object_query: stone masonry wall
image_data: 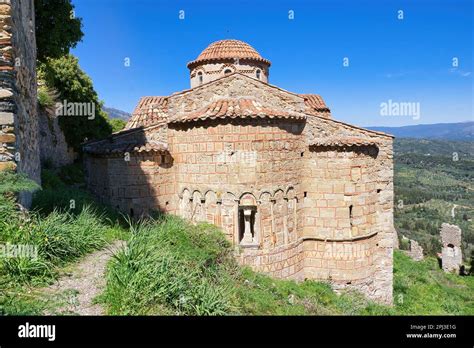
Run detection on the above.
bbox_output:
[440,223,462,274]
[38,108,75,167]
[0,0,40,205]
[169,118,305,246]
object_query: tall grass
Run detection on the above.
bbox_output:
[104,216,238,315]
[0,169,128,314]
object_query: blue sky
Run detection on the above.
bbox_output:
[71,0,472,127]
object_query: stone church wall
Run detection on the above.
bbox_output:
[168,118,305,246]
[0,0,40,205]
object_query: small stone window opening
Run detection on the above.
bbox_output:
[256,69,261,79]
[446,243,455,257]
[304,192,307,198]
[198,72,203,85]
[349,205,353,226]
[238,206,257,245]
[224,69,232,75]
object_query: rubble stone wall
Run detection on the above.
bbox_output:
[0,0,40,205]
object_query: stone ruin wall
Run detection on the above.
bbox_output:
[0,0,40,205]
[440,223,462,273]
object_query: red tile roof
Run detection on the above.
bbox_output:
[299,94,328,110]
[187,40,271,69]
[169,98,307,124]
[84,140,168,155]
[125,96,168,129]
[311,137,379,147]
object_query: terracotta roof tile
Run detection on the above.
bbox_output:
[84,140,168,155]
[299,94,329,111]
[169,98,307,124]
[125,96,168,129]
[311,137,379,147]
[187,40,271,68]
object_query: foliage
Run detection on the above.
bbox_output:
[109,118,127,133]
[393,252,474,315]
[103,216,238,315]
[103,215,474,315]
[394,138,474,263]
[35,0,84,62]
[0,171,128,315]
[38,55,113,151]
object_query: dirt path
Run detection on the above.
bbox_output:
[42,240,125,315]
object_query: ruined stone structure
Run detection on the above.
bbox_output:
[0,0,40,205]
[84,40,395,304]
[403,238,424,261]
[440,223,462,273]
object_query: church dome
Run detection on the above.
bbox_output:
[187,39,271,69]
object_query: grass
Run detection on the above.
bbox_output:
[102,215,474,316]
[393,252,474,315]
[0,168,129,315]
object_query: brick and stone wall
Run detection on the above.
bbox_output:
[190,61,269,88]
[0,0,40,205]
[168,118,304,246]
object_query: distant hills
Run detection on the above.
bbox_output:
[368,121,473,141]
[103,106,131,121]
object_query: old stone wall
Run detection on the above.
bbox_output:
[38,109,75,167]
[403,239,424,261]
[440,223,462,273]
[169,118,305,246]
[299,117,394,304]
[190,61,269,88]
[0,0,40,205]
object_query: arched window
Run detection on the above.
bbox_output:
[224,69,232,75]
[198,72,203,85]
[256,69,261,79]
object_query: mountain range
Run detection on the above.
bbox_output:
[368,121,473,141]
[103,106,131,121]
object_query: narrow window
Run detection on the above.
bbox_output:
[256,69,261,79]
[198,72,203,85]
[349,205,353,226]
[238,206,256,244]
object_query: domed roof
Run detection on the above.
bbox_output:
[187,39,271,69]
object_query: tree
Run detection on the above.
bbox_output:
[35,0,84,62]
[39,55,113,151]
